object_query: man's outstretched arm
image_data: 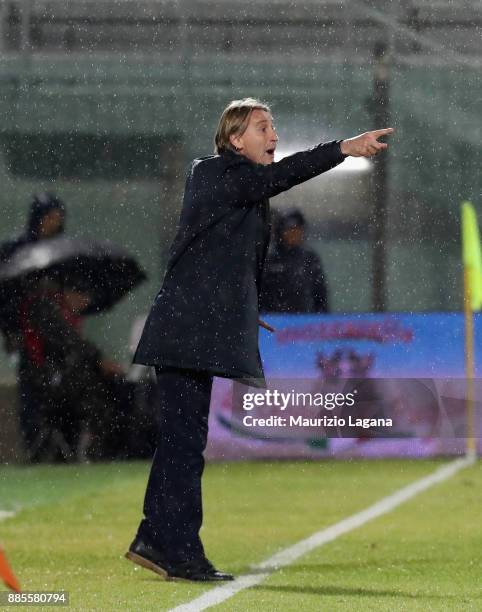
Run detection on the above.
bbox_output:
[218,128,395,206]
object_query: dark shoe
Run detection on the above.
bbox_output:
[170,557,234,582]
[125,538,234,582]
[125,537,174,580]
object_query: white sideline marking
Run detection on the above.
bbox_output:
[0,510,16,521]
[170,456,475,612]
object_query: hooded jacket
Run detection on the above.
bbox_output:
[0,193,65,345]
[0,193,65,262]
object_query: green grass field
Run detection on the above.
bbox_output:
[0,459,481,611]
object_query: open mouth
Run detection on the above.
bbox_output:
[266,148,275,155]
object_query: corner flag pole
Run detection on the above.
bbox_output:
[461,201,480,460]
[463,264,476,459]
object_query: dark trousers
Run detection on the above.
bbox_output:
[18,376,41,452]
[136,367,213,563]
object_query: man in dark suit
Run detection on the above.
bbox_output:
[126,97,393,581]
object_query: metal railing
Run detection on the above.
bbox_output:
[0,0,480,64]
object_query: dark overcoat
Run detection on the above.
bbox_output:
[133,141,346,386]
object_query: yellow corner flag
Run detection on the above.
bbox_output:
[461,200,479,459]
[461,201,482,311]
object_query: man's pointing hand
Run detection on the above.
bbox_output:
[340,128,395,158]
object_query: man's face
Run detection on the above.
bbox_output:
[229,109,278,165]
[281,225,304,247]
[64,289,91,314]
[39,209,64,237]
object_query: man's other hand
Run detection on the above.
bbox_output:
[340,128,394,157]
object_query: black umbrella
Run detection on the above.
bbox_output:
[0,236,146,315]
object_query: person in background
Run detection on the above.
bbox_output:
[259,207,329,313]
[17,277,125,462]
[0,193,66,454]
[0,192,66,352]
[0,192,65,260]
